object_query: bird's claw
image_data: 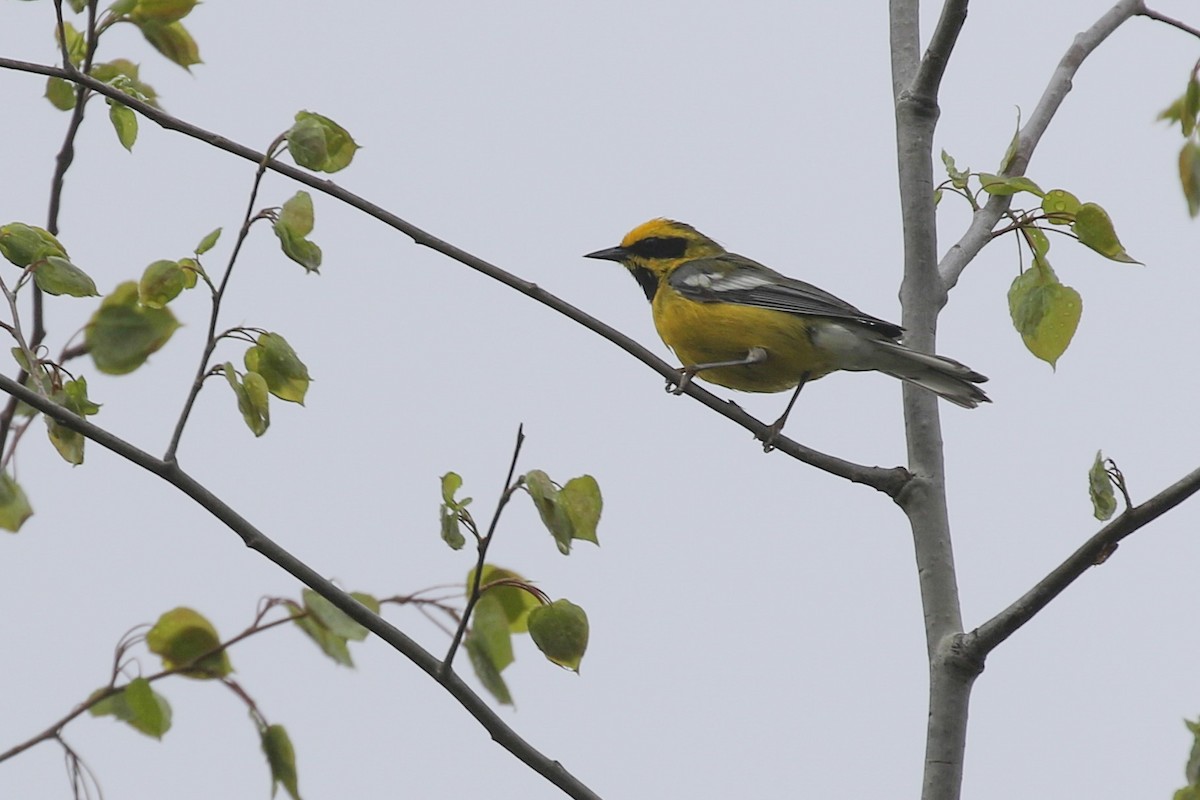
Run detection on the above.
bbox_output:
[759,426,782,453]
[666,368,695,395]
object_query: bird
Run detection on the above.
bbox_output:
[584,218,989,446]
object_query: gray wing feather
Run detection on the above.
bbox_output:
[668,254,904,338]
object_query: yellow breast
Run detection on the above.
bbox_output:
[651,288,838,393]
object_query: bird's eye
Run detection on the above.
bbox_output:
[627,236,688,259]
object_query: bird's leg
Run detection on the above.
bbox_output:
[761,371,810,452]
[666,347,768,395]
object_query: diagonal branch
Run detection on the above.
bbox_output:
[0,372,602,800]
[0,57,908,496]
[938,0,1144,290]
[969,464,1200,656]
[1140,4,1200,40]
[910,0,970,105]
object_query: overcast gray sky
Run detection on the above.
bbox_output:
[2,1,1199,798]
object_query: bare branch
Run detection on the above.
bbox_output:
[0,57,908,496]
[969,464,1200,655]
[1141,4,1200,39]
[910,0,970,105]
[938,0,1144,290]
[0,373,602,800]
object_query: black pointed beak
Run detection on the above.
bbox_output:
[583,246,629,262]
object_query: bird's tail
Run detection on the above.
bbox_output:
[868,339,990,409]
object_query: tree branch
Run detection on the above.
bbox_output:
[0,57,908,496]
[969,464,1200,655]
[0,373,602,800]
[1140,4,1200,40]
[164,137,283,462]
[938,0,1143,291]
[910,0,970,105]
[442,425,525,671]
[891,3,973,799]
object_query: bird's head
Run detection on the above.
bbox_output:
[585,219,725,301]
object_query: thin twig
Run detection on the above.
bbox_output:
[442,425,526,672]
[163,136,285,462]
[968,464,1200,655]
[1140,4,1200,39]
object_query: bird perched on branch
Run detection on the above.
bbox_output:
[585,218,989,445]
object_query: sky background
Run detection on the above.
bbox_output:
[1,1,1199,798]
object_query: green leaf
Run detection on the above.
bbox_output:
[560,475,602,546]
[86,282,180,374]
[941,149,969,190]
[176,257,202,288]
[525,469,574,554]
[1040,189,1081,224]
[1184,718,1200,787]
[1024,226,1050,260]
[527,599,589,673]
[439,471,469,549]
[286,111,359,173]
[465,633,513,705]
[1159,95,1186,127]
[138,260,186,308]
[441,472,463,505]
[1185,76,1200,138]
[45,76,77,111]
[91,59,160,108]
[1179,142,1200,218]
[138,20,202,70]
[440,504,465,549]
[468,565,540,634]
[0,471,33,532]
[131,0,199,24]
[0,223,68,268]
[88,678,172,739]
[292,613,352,667]
[998,108,1023,173]
[62,376,101,416]
[108,101,138,151]
[195,227,221,255]
[223,364,270,437]
[1007,258,1082,368]
[261,724,301,800]
[34,256,98,297]
[978,173,1044,197]
[470,593,514,673]
[46,377,101,465]
[272,191,322,273]
[146,607,232,679]
[1072,203,1140,264]
[1088,451,1116,522]
[243,332,311,404]
[302,588,371,642]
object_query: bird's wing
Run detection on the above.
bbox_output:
[667,253,904,337]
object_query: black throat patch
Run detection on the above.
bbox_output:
[630,267,659,302]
